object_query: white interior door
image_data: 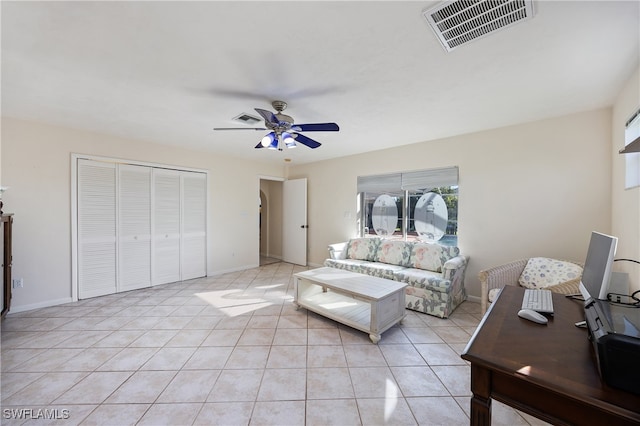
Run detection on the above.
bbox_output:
[152,168,181,285]
[181,172,207,280]
[77,160,117,299]
[118,164,151,292]
[283,178,307,266]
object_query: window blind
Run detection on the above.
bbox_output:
[358,167,458,193]
[401,166,458,190]
[357,173,402,193]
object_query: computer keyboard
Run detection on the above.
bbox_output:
[522,289,554,314]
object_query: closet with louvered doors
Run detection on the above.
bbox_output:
[76,158,207,299]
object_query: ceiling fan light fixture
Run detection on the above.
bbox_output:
[261,133,275,147]
[282,132,296,149]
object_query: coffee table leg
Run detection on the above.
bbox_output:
[369,333,381,344]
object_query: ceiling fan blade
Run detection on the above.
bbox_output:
[213,127,267,131]
[254,108,279,126]
[291,122,339,132]
[293,133,321,149]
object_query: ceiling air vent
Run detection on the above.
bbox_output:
[232,113,261,126]
[423,0,535,52]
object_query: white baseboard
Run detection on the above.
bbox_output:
[260,253,283,260]
[7,297,74,315]
[466,294,481,305]
[208,264,259,276]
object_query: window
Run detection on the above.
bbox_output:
[358,167,459,246]
[624,108,640,189]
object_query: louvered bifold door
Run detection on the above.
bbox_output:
[78,159,117,299]
[152,168,181,285]
[118,164,152,292]
[181,172,207,280]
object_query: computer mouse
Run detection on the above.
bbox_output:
[517,309,548,325]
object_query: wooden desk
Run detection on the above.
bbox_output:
[462,285,640,425]
[1,214,13,319]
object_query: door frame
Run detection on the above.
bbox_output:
[258,175,285,264]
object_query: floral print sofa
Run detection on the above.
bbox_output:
[324,237,469,318]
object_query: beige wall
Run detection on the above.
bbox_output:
[3,69,638,311]
[291,108,614,301]
[1,117,285,311]
[612,66,640,293]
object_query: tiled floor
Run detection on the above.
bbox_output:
[259,256,281,267]
[1,262,547,425]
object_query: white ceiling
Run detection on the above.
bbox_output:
[2,1,639,165]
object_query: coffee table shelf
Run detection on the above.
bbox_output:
[294,267,407,343]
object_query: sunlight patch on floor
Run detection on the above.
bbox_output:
[195,289,276,317]
[385,377,400,422]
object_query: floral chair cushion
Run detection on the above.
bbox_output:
[346,238,380,261]
[518,257,583,290]
[410,243,460,272]
[488,288,501,303]
[375,240,412,266]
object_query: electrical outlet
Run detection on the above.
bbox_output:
[12,278,23,289]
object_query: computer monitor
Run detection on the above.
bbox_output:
[579,231,618,302]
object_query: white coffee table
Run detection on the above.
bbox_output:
[294,267,407,344]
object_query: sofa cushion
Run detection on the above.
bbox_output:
[360,262,407,280]
[410,243,460,272]
[375,240,413,266]
[393,268,450,293]
[346,238,380,261]
[324,258,372,270]
[323,258,405,280]
[518,257,583,290]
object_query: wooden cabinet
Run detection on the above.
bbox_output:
[1,214,14,319]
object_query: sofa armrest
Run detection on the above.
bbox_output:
[478,259,528,313]
[442,255,469,282]
[442,255,468,279]
[327,242,348,260]
[442,255,469,307]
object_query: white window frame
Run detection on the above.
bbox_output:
[624,108,640,189]
[357,166,459,243]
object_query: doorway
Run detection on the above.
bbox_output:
[259,179,283,266]
[258,177,308,266]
